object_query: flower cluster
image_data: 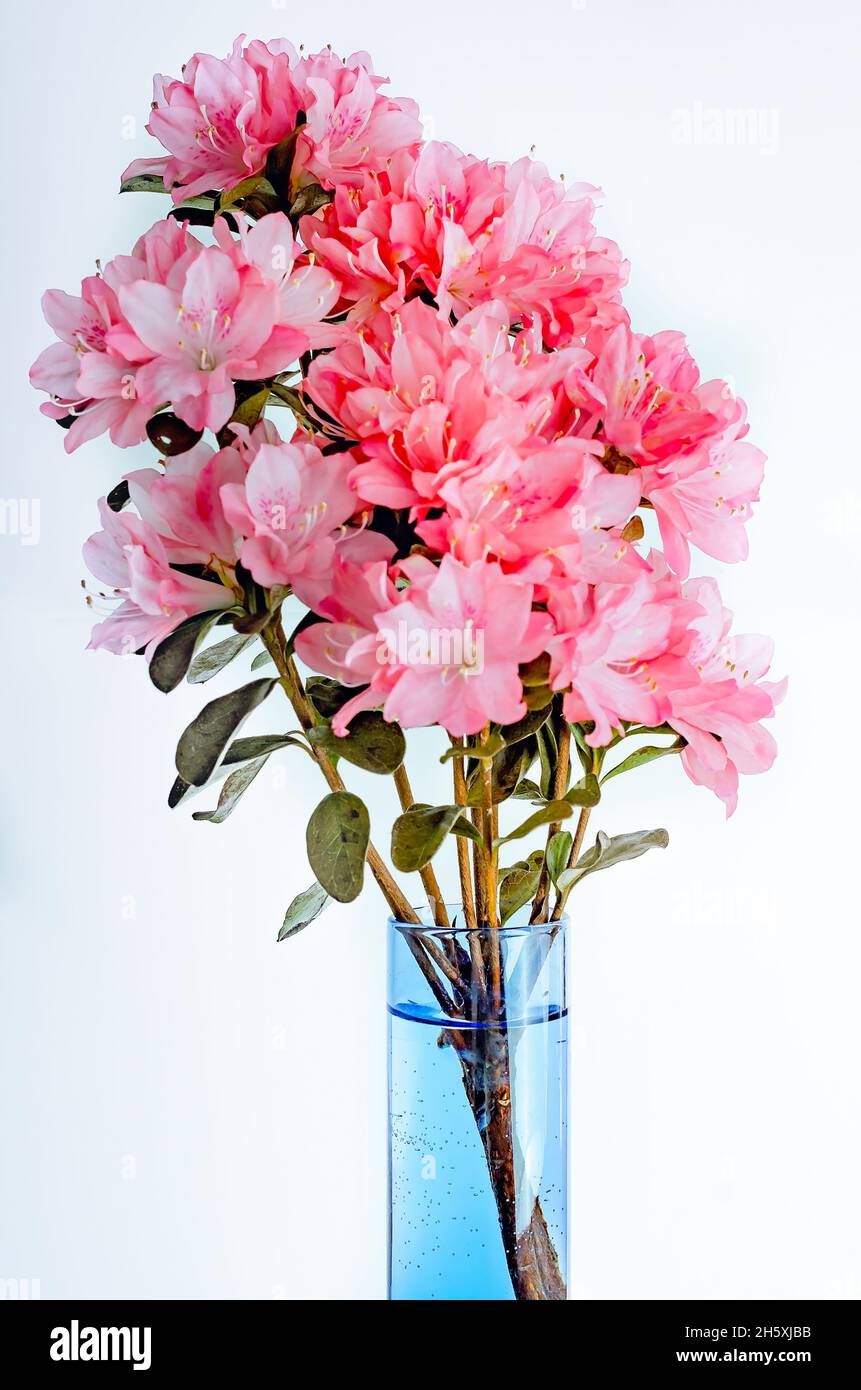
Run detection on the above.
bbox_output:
[302,139,628,344]
[32,36,782,814]
[31,213,338,447]
[120,37,422,202]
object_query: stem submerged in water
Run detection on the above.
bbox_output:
[431,920,567,1301]
[451,1003,566,1299]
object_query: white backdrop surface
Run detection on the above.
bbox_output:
[1,0,859,1300]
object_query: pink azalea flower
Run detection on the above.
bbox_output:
[306,299,645,581]
[641,422,765,577]
[307,299,609,511]
[417,145,629,343]
[586,324,734,464]
[580,324,764,576]
[29,277,151,453]
[124,440,245,570]
[304,141,627,342]
[666,577,786,814]
[300,153,420,323]
[121,39,421,204]
[121,37,302,202]
[83,498,234,657]
[521,470,648,589]
[306,299,512,506]
[103,216,197,295]
[219,437,358,601]
[548,575,687,744]
[332,555,553,737]
[584,323,747,445]
[115,241,303,434]
[291,48,422,189]
[30,220,200,452]
[213,212,340,346]
[293,541,398,684]
[420,438,643,584]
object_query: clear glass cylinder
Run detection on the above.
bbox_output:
[387,906,568,1301]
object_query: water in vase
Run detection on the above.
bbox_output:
[388,978,568,1301]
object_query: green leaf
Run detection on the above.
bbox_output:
[564,773,601,807]
[523,684,554,711]
[571,723,595,775]
[289,183,334,220]
[265,124,304,201]
[510,777,544,802]
[305,677,361,720]
[278,881,330,942]
[168,204,217,227]
[219,174,279,213]
[391,805,463,872]
[409,802,480,844]
[175,678,276,786]
[251,650,275,672]
[306,792,370,903]
[546,831,573,887]
[499,704,553,745]
[519,653,551,687]
[494,799,574,848]
[222,733,307,765]
[536,722,558,798]
[120,174,216,211]
[499,851,544,925]
[215,384,274,448]
[120,172,169,195]
[439,731,504,763]
[230,590,286,635]
[601,740,685,783]
[228,384,271,432]
[466,739,537,806]
[106,480,130,513]
[268,380,309,418]
[627,722,677,737]
[192,757,268,824]
[308,712,405,774]
[149,611,224,694]
[451,814,481,844]
[557,828,670,894]
[169,738,290,810]
[168,775,191,809]
[187,632,256,684]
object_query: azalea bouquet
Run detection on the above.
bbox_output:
[31,36,783,1300]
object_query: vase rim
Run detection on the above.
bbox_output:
[388,908,568,937]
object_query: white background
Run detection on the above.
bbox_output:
[2,0,859,1300]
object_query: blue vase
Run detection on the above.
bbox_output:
[388,908,568,1300]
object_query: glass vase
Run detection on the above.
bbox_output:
[387,907,568,1300]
